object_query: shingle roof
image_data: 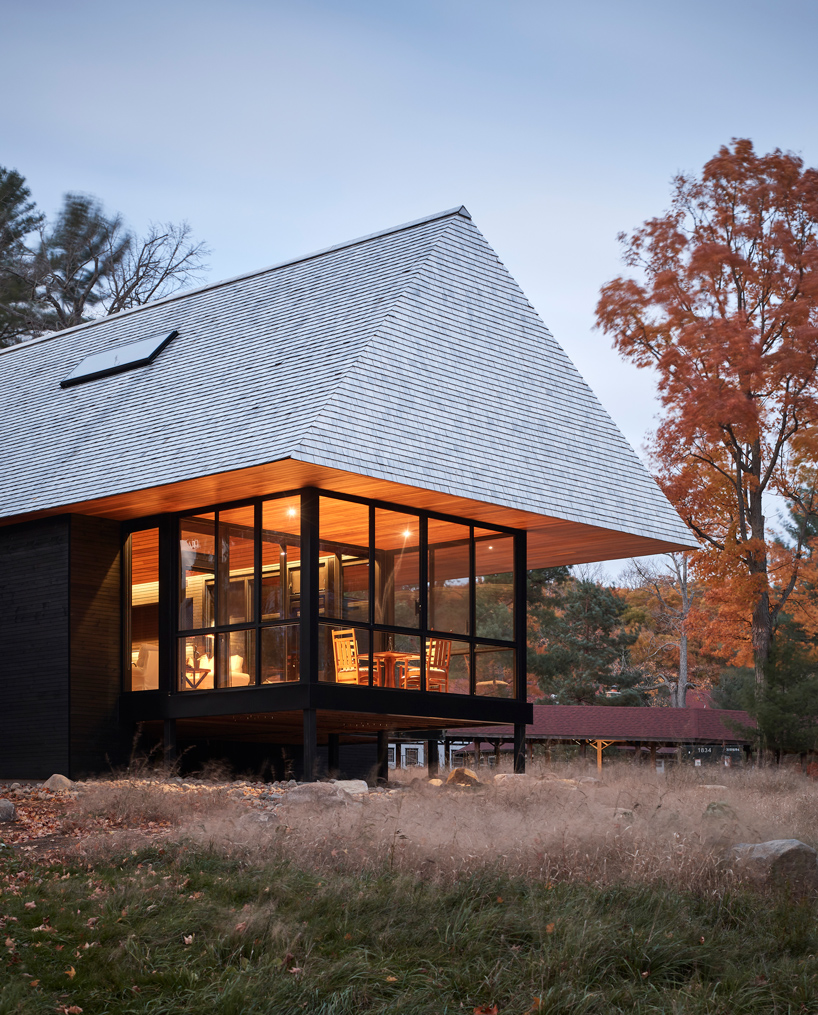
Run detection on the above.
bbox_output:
[449,704,754,744]
[0,206,691,547]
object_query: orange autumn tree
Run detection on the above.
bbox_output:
[596,139,818,689]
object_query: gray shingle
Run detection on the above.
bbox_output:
[0,207,690,546]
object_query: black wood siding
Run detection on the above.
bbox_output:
[69,516,124,777]
[0,517,71,779]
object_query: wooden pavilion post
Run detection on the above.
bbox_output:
[327,733,340,775]
[427,736,439,777]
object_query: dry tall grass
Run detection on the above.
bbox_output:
[72,761,818,893]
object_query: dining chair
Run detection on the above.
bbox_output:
[405,638,452,692]
[331,629,370,684]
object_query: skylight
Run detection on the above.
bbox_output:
[60,330,179,388]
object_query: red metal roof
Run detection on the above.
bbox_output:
[448,704,754,744]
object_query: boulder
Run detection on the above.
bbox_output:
[281,782,352,806]
[697,784,728,790]
[614,807,634,820]
[579,776,602,785]
[0,799,15,822]
[332,779,369,796]
[428,778,443,787]
[704,801,737,820]
[446,768,480,787]
[42,774,73,791]
[732,839,818,890]
[493,773,530,784]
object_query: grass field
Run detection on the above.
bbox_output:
[2,763,818,1014]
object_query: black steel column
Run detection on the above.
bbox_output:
[303,708,317,781]
[328,733,340,775]
[158,516,176,696]
[513,723,526,773]
[376,731,389,785]
[426,736,439,777]
[513,530,528,703]
[300,489,320,686]
[163,718,177,770]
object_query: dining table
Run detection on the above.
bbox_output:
[371,650,413,689]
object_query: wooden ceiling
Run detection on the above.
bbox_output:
[10,457,693,568]
[139,709,488,744]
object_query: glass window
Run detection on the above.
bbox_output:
[375,509,420,628]
[217,631,254,687]
[372,631,421,689]
[179,634,215,691]
[319,624,371,684]
[475,647,515,698]
[444,639,471,695]
[261,496,300,620]
[260,625,299,683]
[428,519,470,636]
[474,531,514,642]
[179,514,215,630]
[319,497,370,623]
[217,506,255,627]
[129,528,159,691]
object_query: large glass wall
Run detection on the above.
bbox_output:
[128,490,518,698]
[128,528,159,691]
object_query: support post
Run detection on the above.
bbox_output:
[302,708,317,781]
[376,731,389,785]
[163,719,177,771]
[493,740,501,768]
[426,736,439,778]
[327,733,340,776]
[650,743,657,769]
[513,723,526,773]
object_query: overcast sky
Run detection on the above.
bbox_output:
[3,0,817,574]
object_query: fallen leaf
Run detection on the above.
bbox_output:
[344,933,352,940]
[183,934,194,946]
[4,936,14,949]
[546,922,555,934]
[474,1007,498,1014]
[29,979,39,987]
[386,975,397,982]
[24,902,36,910]
[234,922,248,934]
[281,951,297,971]
[641,970,650,978]
[699,936,705,944]
[65,966,76,979]
[86,917,99,928]
[496,896,503,903]
[288,966,303,975]
[526,1001,542,1014]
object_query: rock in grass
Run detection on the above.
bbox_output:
[282,783,353,806]
[446,768,480,787]
[0,799,15,822]
[732,839,818,890]
[704,801,737,820]
[42,774,73,791]
[332,779,369,796]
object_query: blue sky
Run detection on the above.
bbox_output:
[3,0,817,567]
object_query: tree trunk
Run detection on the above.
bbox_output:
[675,632,689,707]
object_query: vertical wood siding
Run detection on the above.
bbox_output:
[0,517,71,779]
[69,516,124,777]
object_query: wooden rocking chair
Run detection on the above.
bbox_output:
[405,638,452,692]
[331,629,370,684]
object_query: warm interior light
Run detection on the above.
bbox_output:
[287,508,297,518]
[403,529,412,538]
[488,545,493,549]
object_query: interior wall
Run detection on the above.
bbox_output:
[0,517,71,779]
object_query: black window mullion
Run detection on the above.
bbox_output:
[514,530,528,702]
[300,489,320,684]
[419,516,428,692]
[254,501,262,687]
[368,504,375,685]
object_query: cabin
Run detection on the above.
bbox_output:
[0,206,693,781]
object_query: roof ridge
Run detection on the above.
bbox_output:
[290,214,464,454]
[0,205,472,358]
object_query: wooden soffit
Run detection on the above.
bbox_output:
[1,457,692,568]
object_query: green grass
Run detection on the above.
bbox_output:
[1,840,817,1014]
